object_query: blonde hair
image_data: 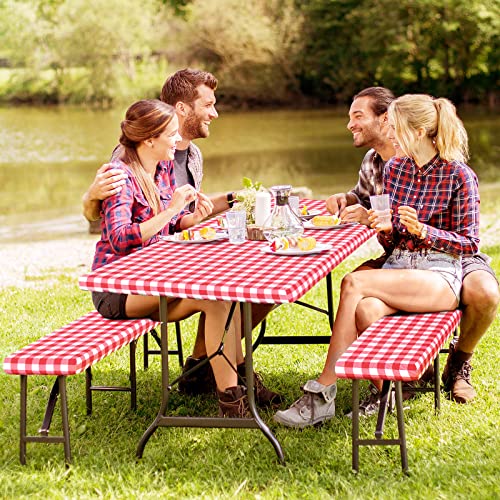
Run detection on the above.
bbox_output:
[119,99,176,215]
[388,94,469,163]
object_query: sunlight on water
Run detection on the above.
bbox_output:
[0,106,498,240]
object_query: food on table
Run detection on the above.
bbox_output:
[173,227,217,241]
[311,215,341,227]
[216,216,227,228]
[300,205,309,216]
[199,227,217,240]
[297,236,317,251]
[269,236,317,252]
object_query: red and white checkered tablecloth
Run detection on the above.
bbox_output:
[335,310,461,381]
[3,312,159,375]
[79,199,375,304]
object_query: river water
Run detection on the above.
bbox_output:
[0,105,498,242]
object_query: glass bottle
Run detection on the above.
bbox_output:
[263,185,304,241]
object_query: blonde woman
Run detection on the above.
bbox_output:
[275,94,481,428]
[91,99,249,417]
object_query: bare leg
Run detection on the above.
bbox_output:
[125,295,240,391]
[457,270,499,353]
[190,303,274,360]
[316,269,458,386]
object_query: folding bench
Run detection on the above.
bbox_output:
[335,310,461,473]
[3,311,159,464]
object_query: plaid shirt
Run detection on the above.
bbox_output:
[92,160,185,270]
[348,149,385,209]
[187,142,203,191]
[377,155,480,256]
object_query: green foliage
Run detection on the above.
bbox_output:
[0,0,497,106]
[170,0,305,105]
[299,0,500,103]
[0,0,172,105]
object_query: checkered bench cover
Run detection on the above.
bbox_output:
[3,311,159,376]
[3,311,159,465]
[335,310,462,381]
[334,310,461,473]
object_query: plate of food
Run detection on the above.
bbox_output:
[261,236,332,256]
[160,227,225,244]
[303,215,354,230]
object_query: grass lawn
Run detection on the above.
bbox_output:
[0,250,499,499]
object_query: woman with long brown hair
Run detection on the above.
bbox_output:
[91,99,249,417]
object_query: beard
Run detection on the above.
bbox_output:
[182,109,209,140]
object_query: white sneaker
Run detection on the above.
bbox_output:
[273,380,337,429]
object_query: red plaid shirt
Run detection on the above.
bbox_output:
[92,160,185,270]
[378,155,480,256]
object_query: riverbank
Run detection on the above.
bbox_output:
[2,211,499,289]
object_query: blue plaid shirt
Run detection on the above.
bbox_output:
[377,154,480,256]
[92,159,185,270]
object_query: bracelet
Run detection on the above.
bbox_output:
[226,192,235,208]
[419,223,428,240]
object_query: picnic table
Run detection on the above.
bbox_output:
[78,199,375,463]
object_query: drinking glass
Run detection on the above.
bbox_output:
[369,194,391,225]
[225,210,247,244]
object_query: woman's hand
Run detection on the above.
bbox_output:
[169,184,198,214]
[191,192,214,223]
[367,208,393,233]
[398,205,423,236]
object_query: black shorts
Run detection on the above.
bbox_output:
[92,291,128,319]
[461,252,498,283]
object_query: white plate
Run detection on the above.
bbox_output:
[160,235,225,244]
[261,243,332,256]
[299,210,322,221]
[303,221,355,230]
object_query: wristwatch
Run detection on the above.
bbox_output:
[226,192,235,208]
[419,223,428,240]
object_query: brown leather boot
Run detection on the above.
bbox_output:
[217,385,250,417]
[442,342,476,403]
[237,364,284,408]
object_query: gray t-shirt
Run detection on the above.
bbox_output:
[174,148,195,211]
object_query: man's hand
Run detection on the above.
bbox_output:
[340,204,371,225]
[88,163,127,201]
[325,193,348,216]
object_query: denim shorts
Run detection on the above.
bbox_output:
[382,249,463,301]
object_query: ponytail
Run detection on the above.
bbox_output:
[389,94,469,164]
[433,98,469,163]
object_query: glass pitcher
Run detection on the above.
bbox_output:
[263,185,304,241]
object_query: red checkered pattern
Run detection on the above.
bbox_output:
[3,312,159,376]
[79,199,375,304]
[335,310,461,381]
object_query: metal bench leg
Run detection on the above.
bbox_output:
[86,367,93,416]
[352,379,360,472]
[394,381,408,473]
[20,375,28,465]
[59,376,72,465]
[39,376,61,435]
[130,339,137,411]
[433,355,441,413]
[375,380,392,439]
[143,333,149,370]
